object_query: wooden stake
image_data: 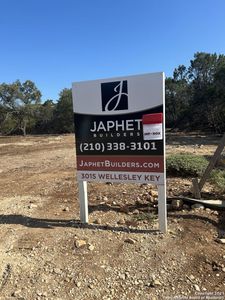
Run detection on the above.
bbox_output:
[192,133,225,198]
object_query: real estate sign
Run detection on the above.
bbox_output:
[72,72,165,185]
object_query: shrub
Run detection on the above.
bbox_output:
[210,170,225,193]
[166,154,208,177]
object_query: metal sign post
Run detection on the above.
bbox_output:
[158,184,167,233]
[78,181,88,223]
[73,72,167,233]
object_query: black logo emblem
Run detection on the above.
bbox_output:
[101,81,128,111]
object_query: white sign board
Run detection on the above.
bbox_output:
[72,73,165,185]
[72,72,167,232]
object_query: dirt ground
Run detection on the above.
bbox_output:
[0,133,225,300]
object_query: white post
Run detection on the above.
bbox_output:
[158,184,167,233]
[78,181,88,223]
[158,72,167,233]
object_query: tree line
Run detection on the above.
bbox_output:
[0,81,73,135]
[0,52,225,136]
[166,52,225,132]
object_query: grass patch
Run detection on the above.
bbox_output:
[210,170,225,193]
[166,154,208,177]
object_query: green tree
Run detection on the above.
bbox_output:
[188,52,225,131]
[207,64,225,132]
[0,81,20,134]
[53,88,74,133]
[166,52,225,133]
[35,100,56,133]
[15,80,42,135]
[0,80,41,135]
[165,65,190,129]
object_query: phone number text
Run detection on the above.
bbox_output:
[79,142,157,153]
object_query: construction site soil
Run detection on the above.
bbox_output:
[0,133,224,300]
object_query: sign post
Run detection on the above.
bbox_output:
[72,72,167,232]
[78,181,88,223]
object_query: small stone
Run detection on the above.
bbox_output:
[222,267,225,272]
[212,261,220,271]
[146,194,154,202]
[132,209,139,215]
[75,240,87,248]
[189,274,195,281]
[151,279,161,287]
[117,219,126,225]
[88,284,94,289]
[124,238,136,244]
[36,291,43,296]
[194,284,200,291]
[12,290,21,297]
[63,207,69,212]
[135,197,142,204]
[191,204,204,210]
[171,199,183,210]
[119,273,126,280]
[93,218,101,225]
[76,282,81,287]
[54,268,62,275]
[28,204,38,209]
[125,272,130,278]
[103,196,108,201]
[88,244,95,251]
[216,238,225,244]
[150,190,158,198]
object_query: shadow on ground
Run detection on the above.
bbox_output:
[0,214,157,234]
[0,208,224,236]
[168,212,219,227]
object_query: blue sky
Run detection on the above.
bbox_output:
[1,0,225,101]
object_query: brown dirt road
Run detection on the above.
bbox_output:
[0,134,224,300]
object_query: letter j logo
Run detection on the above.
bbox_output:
[101,81,128,111]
